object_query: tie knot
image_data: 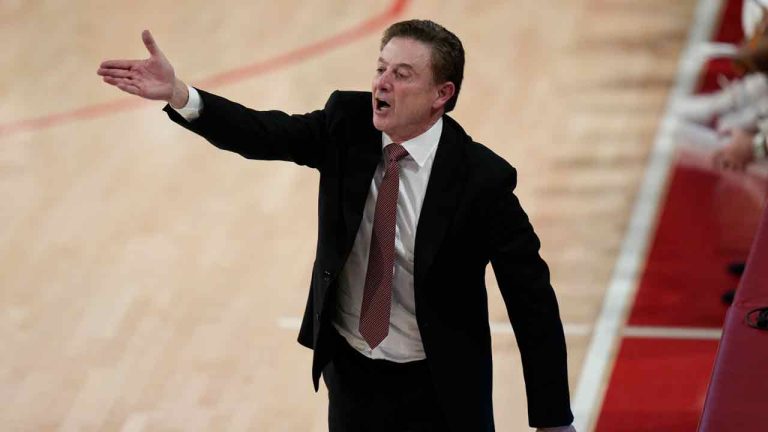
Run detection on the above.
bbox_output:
[385,143,409,163]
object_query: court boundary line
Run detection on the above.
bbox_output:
[0,0,408,138]
[623,326,722,340]
[571,1,722,431]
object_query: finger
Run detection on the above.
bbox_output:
[117,82,141,95]
[102,76,126,86]
[100,59,139,70]
[142,29,161,56]
[97,67,134,79]
[102,76,140,94]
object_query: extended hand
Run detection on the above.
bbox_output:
[97,30,187,106]
[713,128,756,171]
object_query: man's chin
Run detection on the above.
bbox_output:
[372,115,386,132]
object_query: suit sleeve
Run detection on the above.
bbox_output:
[163,88,333,169]
[487,170,574,428]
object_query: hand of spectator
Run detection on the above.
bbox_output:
[735,37,768,74]
[713,128,756,171]
[97,30,188,107]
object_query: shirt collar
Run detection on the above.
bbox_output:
[381,117,443,168]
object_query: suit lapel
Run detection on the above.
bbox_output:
[414,117,467,291]
[338,115,467,287]
[340,125,381,257]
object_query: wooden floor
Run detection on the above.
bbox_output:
[0,0,700,430]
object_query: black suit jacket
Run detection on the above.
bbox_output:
[164,89,573,430]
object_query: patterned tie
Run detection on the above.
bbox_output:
[359,143,409,349]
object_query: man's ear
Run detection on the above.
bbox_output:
[433,82,456,110]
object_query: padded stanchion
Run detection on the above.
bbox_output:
[698,206,768,431]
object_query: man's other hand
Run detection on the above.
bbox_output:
[536,425,577,432]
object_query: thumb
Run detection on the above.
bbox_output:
[142,29,161,56]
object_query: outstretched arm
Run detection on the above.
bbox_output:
[97,30,189,108]
[97,30,330,169]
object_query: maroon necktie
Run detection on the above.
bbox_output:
[359,143,409,349]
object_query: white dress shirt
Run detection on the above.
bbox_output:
[333,117,442,362]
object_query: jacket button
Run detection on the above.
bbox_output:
[322,270,332,281]
[315,312,321,321]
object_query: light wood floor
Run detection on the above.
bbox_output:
[1,0,700,430]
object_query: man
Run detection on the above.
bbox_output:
[98,20,575,432]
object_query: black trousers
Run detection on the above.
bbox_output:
[322,330,450,432]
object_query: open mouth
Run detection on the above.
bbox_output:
[375,98,391,111]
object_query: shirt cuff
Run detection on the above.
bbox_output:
[172,85,203,121]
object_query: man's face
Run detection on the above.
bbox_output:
[372,37,444,142]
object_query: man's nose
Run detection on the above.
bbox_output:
[375,73,393,92]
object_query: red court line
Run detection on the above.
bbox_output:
[0,0,409,138]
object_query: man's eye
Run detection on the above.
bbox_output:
[376,67,385,74]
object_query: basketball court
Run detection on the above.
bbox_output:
[1,0,741,430]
